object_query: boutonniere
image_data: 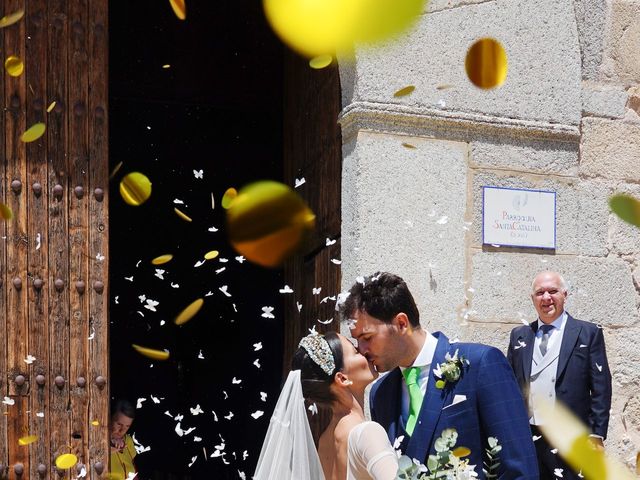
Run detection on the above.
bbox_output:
[433,349,470,389]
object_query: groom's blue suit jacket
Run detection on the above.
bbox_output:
[370,332,538,479]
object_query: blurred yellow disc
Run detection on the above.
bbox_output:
[91,420,100,426]
[394,85,415,97]
[151,254,173,265]
[0,9,24,28]
[204,250,219,260]
[21,123,46,143]
[610,194,640,228]
[175,298,204,325]
[226,180,315,267]
[452,446,471,458]
[120,172,152,206]
[465,38,508,89]
[55,453,78,470]
[0,203,13,221]
[132,344,170,361]
[110,161,124,180]
[169,0,186,20]
[355,0,425,43]
[18,435,38,446]
[174,207,192,222]
[309,55,333,69]
[221,188,238,209]
[5,55,24,77]
[47,101,56,113]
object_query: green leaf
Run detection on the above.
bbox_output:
[610,194,640,228]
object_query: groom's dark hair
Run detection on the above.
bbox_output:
[292,331,344,405]
[340,272,420,327]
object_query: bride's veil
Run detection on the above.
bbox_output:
[254,369,325,480]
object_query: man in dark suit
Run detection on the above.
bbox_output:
[507,271,612,480]
[341,272,538,479]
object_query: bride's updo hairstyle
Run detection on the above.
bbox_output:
[292,331,344,405]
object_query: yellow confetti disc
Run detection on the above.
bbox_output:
[162,64,171,69]
[110,161,124,180]
[394,85,415,97]
[0,203,13,221]
[91,420,100,426]
[21,122,46,143]
[226,180,316,267]
[18,435,38,446]
[119,172,152,206]
[402,142,417,149]
[221,188,238,209]
[132,344,170,361]
[465,38,508,89]
[175,298,204,325]
[169,0,186,20]
[55,453,78,470]
[263,0,424,58]
[151,254,173,265]
[452,446,471,458]
[46,101,56,113]
[609,194,640,228]
[309,55,333,69]
[204,250,219,260]
[0,9,24,28]
[174,207,192,222]
[5,55,24,77]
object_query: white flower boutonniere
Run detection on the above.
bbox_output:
[433,349,470,389]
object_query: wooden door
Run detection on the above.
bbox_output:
[283,51,343,439]
[1,1,109,478]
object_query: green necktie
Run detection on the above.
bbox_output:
[403,366,423,436]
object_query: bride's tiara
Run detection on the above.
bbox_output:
[298,333,336,376]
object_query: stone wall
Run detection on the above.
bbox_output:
[340,0,640,467]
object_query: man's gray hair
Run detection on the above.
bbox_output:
[531,271,568,293]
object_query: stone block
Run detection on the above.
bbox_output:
[573,0,608,80]
[470,171,609,256]
[580,118,640,182]
[341,0,582,126]
[582,84,628,118]
[603,0,640,83]
[469,252,638,327]
[341,131,470,326]
[470,137,579,175]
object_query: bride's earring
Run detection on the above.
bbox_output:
[344,380,353,386]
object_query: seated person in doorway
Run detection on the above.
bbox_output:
[109,399,138,480]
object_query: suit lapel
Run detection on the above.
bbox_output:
[557,315,580,379]
[405,332,450,461]
[376,368,404,444]
[522,322,536,381]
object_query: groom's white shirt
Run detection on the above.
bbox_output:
[399,331,438,421]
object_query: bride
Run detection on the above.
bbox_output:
[254,331,398,480]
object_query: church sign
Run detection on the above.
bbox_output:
[482,186,556,249]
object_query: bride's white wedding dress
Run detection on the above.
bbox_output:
[254,371,398,480]
[346,421,398,480]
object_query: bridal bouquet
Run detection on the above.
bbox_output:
[396,429,501,480]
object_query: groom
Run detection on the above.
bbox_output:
[342,272,538,479]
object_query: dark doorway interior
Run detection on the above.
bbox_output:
[109,2,285,478]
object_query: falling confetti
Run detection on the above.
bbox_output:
[0,9,24,28]
[120,172,152,206]
[465,38,508,89]
[175,298,204,325]
[169,0,187,20]
[393,85,415,97]
[204,250,219,260]
[5,55,24,77]
[0,203,14,221]
[55,453,78,470]
[46,101,56,112]
[226,180,315,267]
[174,207,193,222]
[609,194,640,228]
[21,122,46,143]
[132,344,170,361]
[221,188,238,209]
[18,435,38,446]
[309,55,333,69]
[151,254,173,265]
